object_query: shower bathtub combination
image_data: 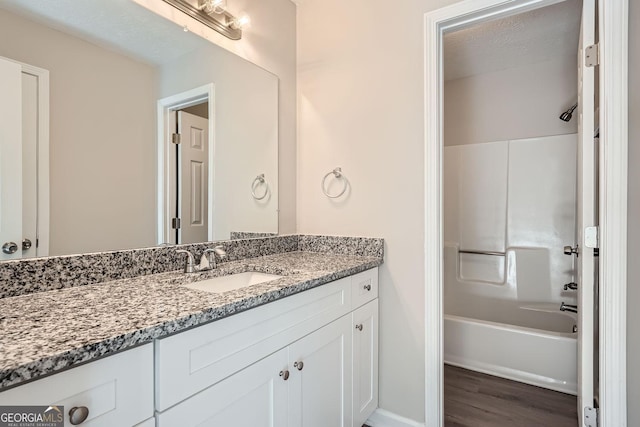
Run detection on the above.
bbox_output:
[443,244,578,394]
[443,135,579,395]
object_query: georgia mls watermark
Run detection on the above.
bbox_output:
[0,406,64,427]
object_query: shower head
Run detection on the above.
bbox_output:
[560,103,578,122]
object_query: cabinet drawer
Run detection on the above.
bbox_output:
[155,277,352,411]
[351,268,378,309]
[0,344,154,427]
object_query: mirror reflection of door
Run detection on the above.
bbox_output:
[169,104,209,245]
[0,55,48,260]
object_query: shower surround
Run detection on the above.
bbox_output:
[443,134,579,393]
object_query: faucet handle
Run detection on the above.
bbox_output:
[176,249,196,273]
[213,245,227,258]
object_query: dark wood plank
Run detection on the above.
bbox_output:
[444,365,578,427]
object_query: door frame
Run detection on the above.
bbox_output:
[423,1,628,427]
[156,84,215,245]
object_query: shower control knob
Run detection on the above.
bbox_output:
[563,245,579,256]
[564,282,578,291]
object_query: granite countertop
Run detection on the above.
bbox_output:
[0,251,382,390]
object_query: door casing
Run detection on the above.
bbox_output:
[156,84,215,245]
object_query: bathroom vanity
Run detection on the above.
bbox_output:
[0,236,382,427]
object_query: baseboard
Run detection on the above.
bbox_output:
[366,408,426,427]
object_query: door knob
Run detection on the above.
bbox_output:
[355,324,364,331]
[294,361,304,371]
[68,406,89,425]
[22,239,32,251]
[564,282,578,290]
[279,370,290,380]
[2,242,18,254]
[564,245,579,256]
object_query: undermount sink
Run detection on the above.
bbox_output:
[183,272,283,294]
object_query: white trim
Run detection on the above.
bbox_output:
[424,1,628,426]
[598,1,628,426]
[156,84,216,245]
[23,64,50,258]
[367,408,426,427]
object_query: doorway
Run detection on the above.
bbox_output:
[157,84,215,246]
[424,0,628,426]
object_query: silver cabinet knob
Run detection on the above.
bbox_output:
[564,245,579,256]
[68,406,89,425]
[294,361,304,371]
[355,324,363,331]
[22,239,32,251]
[363,284,372,291]
[2,242,18,254]
[279,370,290,380]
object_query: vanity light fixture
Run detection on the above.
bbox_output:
[161,0,250,40]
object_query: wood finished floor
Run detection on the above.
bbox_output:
[445,365,578,427]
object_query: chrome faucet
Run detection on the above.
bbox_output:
[176,246,227,273]
[200,245,227,271]
[176,249,197,273]
[560,302,578,313]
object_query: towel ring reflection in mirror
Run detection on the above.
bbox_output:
[251,174,269,200]
[322,167,348,198]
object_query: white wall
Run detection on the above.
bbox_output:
[0,8,158,255]
[444,57,577,146]
[159,47,279,240]
[133,0,297,235]
[296,0,464,422]
[627,0,639,424]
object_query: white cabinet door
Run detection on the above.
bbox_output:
[288,315,353,427]
[157,348,289,427]
[352,300,379,427]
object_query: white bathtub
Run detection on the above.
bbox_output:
[444,311,577,394]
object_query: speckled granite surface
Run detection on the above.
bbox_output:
[0,250,382,390]
[0,235,382,299]
[229,231,278,239]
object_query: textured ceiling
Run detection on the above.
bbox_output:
[444,0,582,81]
[0,0,211,66]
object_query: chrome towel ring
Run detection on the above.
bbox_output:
[251,174,269,200]
[322,167,348,198]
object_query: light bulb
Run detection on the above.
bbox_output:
[200,0,226,15]
[230,13,250,30]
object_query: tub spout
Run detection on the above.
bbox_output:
[560,302,578,313]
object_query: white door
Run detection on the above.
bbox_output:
[157,348,289,427]
[0,57,22,261]
[576,0,597,424]
[352,300,379,427]
[288,316,352,427]
[178,111,209,244]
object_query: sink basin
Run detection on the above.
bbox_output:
[183,272,283,294]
